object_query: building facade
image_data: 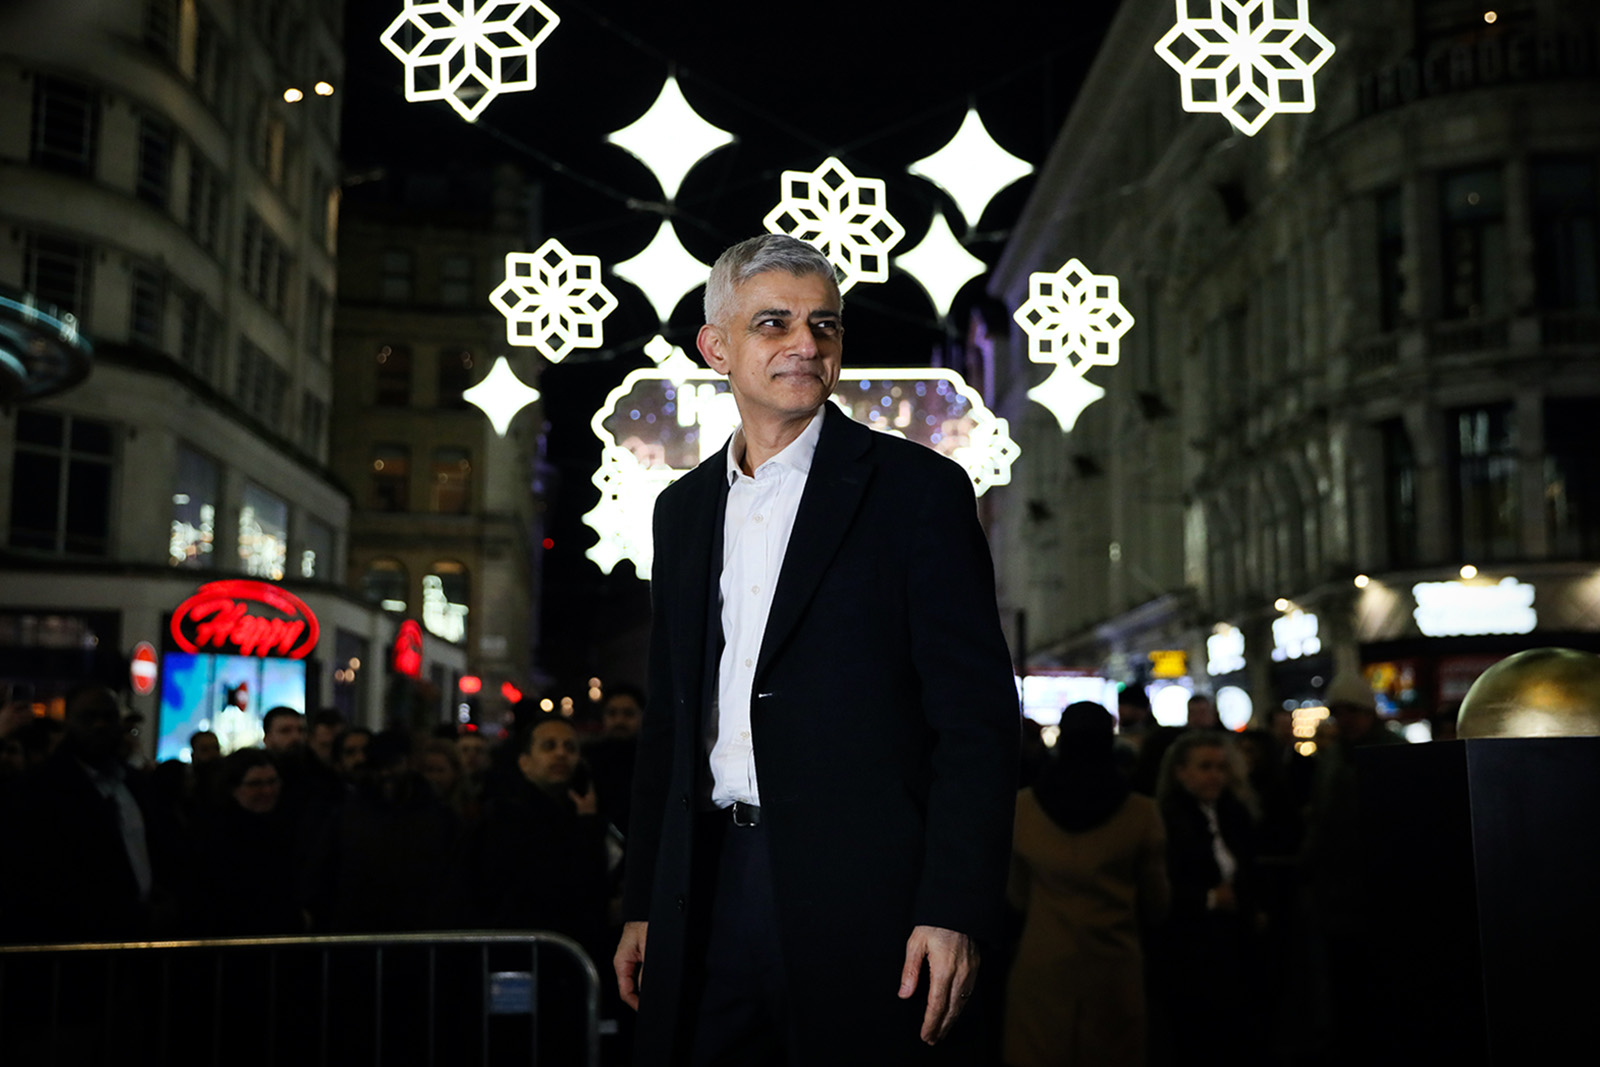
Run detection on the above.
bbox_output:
[331,165,543,727]
[0,1,464,750]
[991,0,1600,722]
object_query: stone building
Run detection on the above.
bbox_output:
[0,1,463,748]
[331,164,544,726]
[991,0,1600,723]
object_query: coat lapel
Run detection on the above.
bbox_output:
[664,452,729,706]
[756,404,873,676]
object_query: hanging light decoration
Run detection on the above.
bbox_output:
[907,107,1034,230]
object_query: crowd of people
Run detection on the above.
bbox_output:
[1004,675,1407,1067]
[0,682,647,975]
[0,668,1407,1065]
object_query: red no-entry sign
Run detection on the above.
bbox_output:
[130,642,158,696]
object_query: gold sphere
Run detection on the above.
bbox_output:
[1457,647,1600,739]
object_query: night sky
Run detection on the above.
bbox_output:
[338,0,1121,690]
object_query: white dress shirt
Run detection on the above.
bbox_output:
[709,411,824,808]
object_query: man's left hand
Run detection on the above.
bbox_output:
[898,924,979,1045]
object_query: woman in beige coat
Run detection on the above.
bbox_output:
[1004,702,1171,1067]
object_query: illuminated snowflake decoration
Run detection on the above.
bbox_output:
[763,157,905,293]
[379,0,560,123]
[606,75,734,201]
[489,239,618,361]
[1154,0,1336,137]
[463,355,540,435]
[907,108,1034,229]
[584,342,1017,578]
[1013,258,1133,433]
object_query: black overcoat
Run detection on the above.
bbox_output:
[622,403,1019,1063]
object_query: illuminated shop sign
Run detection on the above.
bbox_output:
[171,580,319,659]
[1149,650,1187,679]
[393,619,424,678]
[1412,577,1537,637]
[1271,609,1320,662]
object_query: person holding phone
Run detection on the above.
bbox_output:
[478,714,608,954]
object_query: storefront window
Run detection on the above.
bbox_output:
[170,444,218,567]
[238,482,288,580]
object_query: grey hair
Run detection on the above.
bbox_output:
[703,234,842,326]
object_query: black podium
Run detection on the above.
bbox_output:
[1358,737,1600,1064]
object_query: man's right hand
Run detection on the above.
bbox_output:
[614,921,648,1010]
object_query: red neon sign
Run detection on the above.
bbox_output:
[501,682,523,704]
[393,619,423,678]
[170,580,319,659]
[458,675,482,695]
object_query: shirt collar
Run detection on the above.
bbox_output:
[725,406,826,484]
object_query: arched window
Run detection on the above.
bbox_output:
[362,559,408,612]
[422,560,469,643]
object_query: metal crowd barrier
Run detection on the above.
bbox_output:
[0,931,600,1067]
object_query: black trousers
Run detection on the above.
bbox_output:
[684,813,796,1067]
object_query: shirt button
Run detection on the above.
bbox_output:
[751,585,761,595]
[743,658,753,668]
[740,731,750,741]
[753,514,764,523]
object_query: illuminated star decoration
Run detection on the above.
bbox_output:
[379,0,560,123]
[907,108,1034,230]
[489,239,618,361]
[764,157,905,293]
[1012,258,1134,433]
[463,355,541,435]
[894,212,988,320]
[584,343,1018,579]
[1154,0,1336,137]
[613,221,711,324]
[606,75,735,201]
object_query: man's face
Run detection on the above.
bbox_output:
[233,764,281,814]
[263,714,304,754]
[518,721,579,790]
[309,723,339,762]
[191,732,221,764]
[339,732,370,772]
[697,270,842,429]
[457,734,488,774]
[1174,744,1229,804]
[602,696,643,739]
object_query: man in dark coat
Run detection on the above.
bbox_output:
[613,234,1019,1064]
